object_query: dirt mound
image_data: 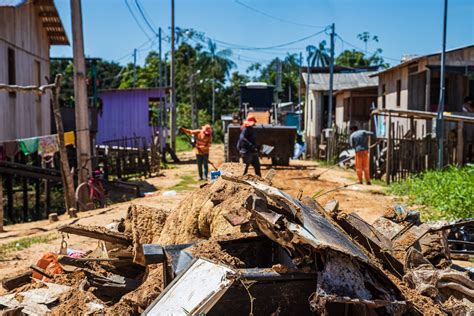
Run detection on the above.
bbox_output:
[124,205,170,264]
[106,264,163,316]
[157,174,256,245]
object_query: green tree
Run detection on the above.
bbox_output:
[306,40,330,68]
[357,31,379,53]
[336,49,389,68]
[201,39,236,122]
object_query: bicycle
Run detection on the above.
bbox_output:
[75,156,107,211]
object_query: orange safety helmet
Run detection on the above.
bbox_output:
[243,114,257,127]
[202,124,212,135]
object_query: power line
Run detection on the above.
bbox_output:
[123,0,154,40]
[208,28,328,51]
[336,34,399,62]
[134,0,159,36]
[234,0,327,29]
[112,36,157,63]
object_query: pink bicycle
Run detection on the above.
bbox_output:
[75,158,106,210]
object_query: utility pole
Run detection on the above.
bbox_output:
[298,52,302,131]
[133,48,137,88]
[327,23,335,129]
[170,0,177,150]
[158,27,163,87]
[212,78,216,123]
[189,72,197,129]
[436,0,448,169]
[71,0,91,197]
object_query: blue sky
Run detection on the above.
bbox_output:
[51,0,473,72]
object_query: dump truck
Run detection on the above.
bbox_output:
[224,82,297,166]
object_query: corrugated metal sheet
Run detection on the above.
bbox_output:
[302,71,378,91]
[97,88,167,145]
[0,0,68,45]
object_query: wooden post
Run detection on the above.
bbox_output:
[51,75,76,216]
[386,112,392,185]
[456,121,464,166]
[0,175,3,232]
[170,0,177,150]
[22,177,28,222]
[71,0,92,192]
[6,175,13,221]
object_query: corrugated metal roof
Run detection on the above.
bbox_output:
[371,44,474,77]
[302,71,378,91]
[0,0,69,45]
[0,0,26,7]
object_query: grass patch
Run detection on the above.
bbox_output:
[313,159,336,167]
[170,174,198,192]
[0,233,57,259]
[389,165,474,220]
[175,135,193,152]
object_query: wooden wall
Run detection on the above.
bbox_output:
[0,3,51,141]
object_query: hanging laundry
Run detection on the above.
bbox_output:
[3,140,19,159]
[18,137,39,156]
[64,131,75,147]
[38,135,59,158]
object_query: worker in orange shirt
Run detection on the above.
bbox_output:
[181,124,212,180]
[349,126,378,185]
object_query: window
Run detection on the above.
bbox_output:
[148,97,162,126]
[396,80,401,107]
[8,48,16,97]
[8,48,15,85]
[382,84,386,109]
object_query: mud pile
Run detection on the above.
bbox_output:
[157,177,256,245]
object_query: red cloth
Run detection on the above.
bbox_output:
[355,150,370,184]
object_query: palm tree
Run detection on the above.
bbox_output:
[202,40,236,122]
[307,41,330,68]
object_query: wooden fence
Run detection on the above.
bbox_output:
[370,109,474,184]
[98,136,151,180]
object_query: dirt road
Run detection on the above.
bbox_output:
[0,144,395,285]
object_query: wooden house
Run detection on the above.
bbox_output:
[302,67,378,157]
[334,86,378,132]
[0,0,68,141]
[373,45,474,114]
[97,88,169,147]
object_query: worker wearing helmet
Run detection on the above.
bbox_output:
[237,115,261,177]
[181,124,212,180]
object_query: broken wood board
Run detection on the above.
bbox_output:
[144,258,236,315]
[57,224,132,246]
[1,271,32,291]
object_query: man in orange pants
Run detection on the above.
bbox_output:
[349,126,374,185]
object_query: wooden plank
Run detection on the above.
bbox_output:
[57,224,132,246]
[1,271,32,291]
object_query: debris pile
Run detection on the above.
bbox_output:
[0,164,473,315]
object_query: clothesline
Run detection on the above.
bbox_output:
[0,131,75,160]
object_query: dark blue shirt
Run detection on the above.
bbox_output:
[350,130,373,152]
[237,126,257,154]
